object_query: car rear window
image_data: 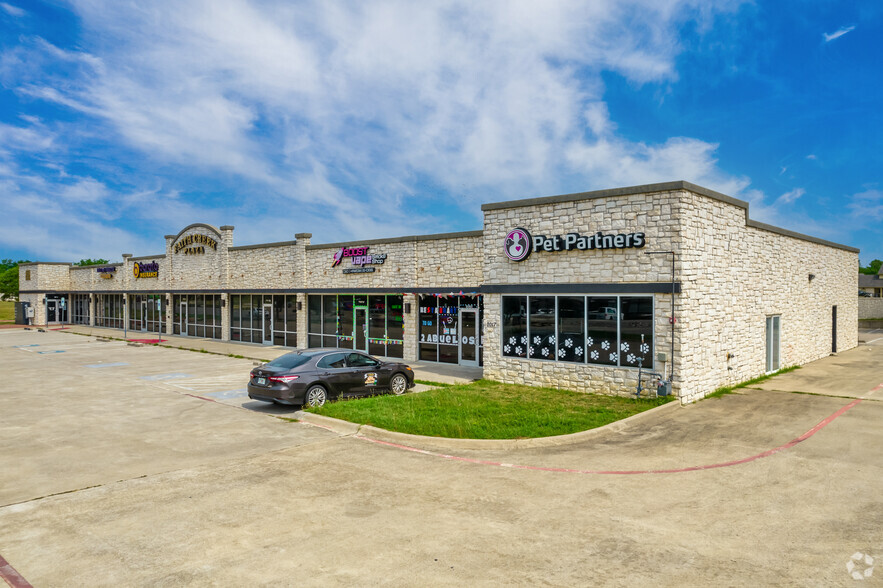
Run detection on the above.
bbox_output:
[266,354,312,369]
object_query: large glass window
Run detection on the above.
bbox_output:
[557,296,585,363]
[322,295,338,347]
[502,296,527,358]
[501,295,653,369]
[230,294,296,346]
[173,294,222,340]
[419,295,438,361]
[587,297,618,366]
[528,296,555,360]
[419,294,484,365]
[127,294,165,333]
[307,294,404,357]
[71,294,90,325]
[95,294,125,329]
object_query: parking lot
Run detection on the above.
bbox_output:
[1,329,881,586]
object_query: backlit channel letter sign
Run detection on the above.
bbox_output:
[504,227,646,262]
[331,246,388,274]
[133,261,159,278]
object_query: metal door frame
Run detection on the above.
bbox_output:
[459,308,479,367]
[262,303,273,345]
[354,307,368,352]
[140,300,148,333]
[46,299,58,323]
[179,300,188,336]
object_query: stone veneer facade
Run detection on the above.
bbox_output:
[19,181,859,402]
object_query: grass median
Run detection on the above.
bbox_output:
[306,379,671,439]
[0,300,14,323]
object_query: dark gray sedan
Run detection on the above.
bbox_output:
[247,348,415,407]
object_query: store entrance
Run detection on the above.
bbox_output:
[355,307,368,352]
[262,304,273,345]
[140,301,148,332]
[46,296,68,324]
[460,309,479,366]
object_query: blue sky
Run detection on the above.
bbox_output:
[1,0,881,265]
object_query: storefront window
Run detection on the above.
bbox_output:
[587,297,618,366]
[419,294,483,365]
[419,295,438,361]
[528,296,555,360]
[173,294,222,340]
[502,296,527,358]
[557,296,585,363]
[338,296,354,349]
[386,295,404,358]
[95,294,125,329]
[306,294,403,356]
[502,295,653,369]
[71,294,90,325]
[619,297,653,368]
[322,295,338,347]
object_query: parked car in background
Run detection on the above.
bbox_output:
[247,348,415,407]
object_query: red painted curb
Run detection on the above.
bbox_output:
[357,398,864,475]
[0,554,33,588]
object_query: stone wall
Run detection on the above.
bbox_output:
[859,297,883,319]
[480,184,858,403]
[304,231,483,290]
[19,263,72,292]
[228,243,300,290]
[481,189,680,398]
[675,191,858,402]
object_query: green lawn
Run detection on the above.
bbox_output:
[307,379,671,439]
[0,300,14,323]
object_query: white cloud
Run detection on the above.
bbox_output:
[823,25,855,42]
[777,187,805,204]
[6,0,770,257]
[0,3,25,17]
[848,189,883,222]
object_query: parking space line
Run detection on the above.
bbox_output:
[84,363,129,368]
[0,553,33,588]
[356,399,864,476]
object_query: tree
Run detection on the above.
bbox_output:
[0,260,30,300]
[860,259,883,275]
[74,259,110,266]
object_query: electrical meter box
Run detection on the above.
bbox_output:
[657,381,672,396]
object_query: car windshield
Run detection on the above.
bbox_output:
[265,354,312,370]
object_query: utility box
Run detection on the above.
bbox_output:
[657,381,672,396]
[14,302,30,325]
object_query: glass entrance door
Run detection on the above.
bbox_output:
[355,308,367,352]
[140,301,148,332]
[47,299,57,323]
[262,304,273,345]
[460,309,479,366]
[179,301,187,336]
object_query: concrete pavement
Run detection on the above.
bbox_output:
[0,328,881,586]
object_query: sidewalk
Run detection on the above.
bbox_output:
[57,324,482,385]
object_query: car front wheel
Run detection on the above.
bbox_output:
[390,373,408,396]
[305,385,327,408]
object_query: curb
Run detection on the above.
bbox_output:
[295,400,679,451]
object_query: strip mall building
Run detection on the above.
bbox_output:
[20,182,859,403]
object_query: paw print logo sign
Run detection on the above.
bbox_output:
[505,227,533,262]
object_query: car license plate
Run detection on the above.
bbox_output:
[257,377,267,386]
